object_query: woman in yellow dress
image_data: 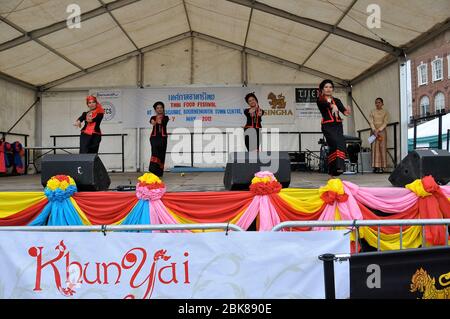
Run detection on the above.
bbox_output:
[369,98,389,173]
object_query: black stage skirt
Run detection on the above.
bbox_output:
[244,127,261,152]
[80,133,101,154]
[149,136,168,177]
[321,123,346,176]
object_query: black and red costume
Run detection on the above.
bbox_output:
[317,95,347,176]
[244,107,265,151]
[149,114,169,177]
[77,96,104,154]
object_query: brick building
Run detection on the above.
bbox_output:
[410,32,449,118]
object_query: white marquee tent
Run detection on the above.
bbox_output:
[0,0,449,171]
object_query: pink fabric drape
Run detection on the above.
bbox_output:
[343,181,418,213]
[149,200,189,233]
[236,195,281,231]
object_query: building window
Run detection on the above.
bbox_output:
[432,57,443,82]
[420,96,430,116]
[434,92,445,113]
[448,55,450,79]
[417,63,428,86]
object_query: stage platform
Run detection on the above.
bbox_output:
[0,171,393,192]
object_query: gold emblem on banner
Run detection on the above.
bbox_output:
[410,268,450,299]
[267,92,286,109]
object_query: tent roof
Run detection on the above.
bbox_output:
[0,0,448,89]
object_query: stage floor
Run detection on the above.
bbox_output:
[0,171,393,192]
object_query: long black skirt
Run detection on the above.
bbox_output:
[149,136,167,177]
[244,128,261,152]
[321,123,346,176]
[80,133,101,154]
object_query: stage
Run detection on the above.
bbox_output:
[0,171,393,192]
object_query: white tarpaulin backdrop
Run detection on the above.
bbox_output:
[90,87,297,129]
[0,231,349,299]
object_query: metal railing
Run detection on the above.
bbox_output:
[447,129,449,151]
[272,219,450,254]
[411,112,448,150]
[50,133,128,172]
[0,223,244,233]
[163,131,324,168]
[357,122,399,167]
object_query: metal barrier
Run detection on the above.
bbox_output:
[447,129,449,151]
[272,219,450,254]
[0,223,244,233]
[164,130,323,168]
[50,133,128,172]
[411,112,448,150]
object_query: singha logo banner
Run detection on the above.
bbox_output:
[0,231,349,299]
[350,247,450,299]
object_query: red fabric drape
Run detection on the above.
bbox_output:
[73,192,138,225]
[162,191,254,223]
[358,202,419,234]
[0,199,48,226]
[417,176,450,245]
[269,194,326,231]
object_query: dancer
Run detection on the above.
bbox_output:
[149,101,169,177]
[74,95,104,154]
[316,80,351,177]
[244,92,264,151]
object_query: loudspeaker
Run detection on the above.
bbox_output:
[289,152,306,171]
[41,154,111,191]
[224,152,291,190]
[389,149,450,187]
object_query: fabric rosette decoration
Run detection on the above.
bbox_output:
[44,175,77,202]
[405,176,450,245]
[136,173,166,201]
[26,175,84,226]
[319,178,348,205]
[236,171,283,231]
[249,171,282,195]
[127,172,187,232]
[314,178,361,231]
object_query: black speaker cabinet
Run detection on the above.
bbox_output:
[41,154,111,191]
[224,152,291,190]
[389,149,450,187]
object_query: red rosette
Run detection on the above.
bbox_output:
[54,175,70,183]
[320,191,348,204]
[250,180,282,195]
[138,181,166,190]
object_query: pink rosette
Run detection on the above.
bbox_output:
[136,183,166,201]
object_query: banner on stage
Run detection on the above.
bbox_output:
[118,86,297,128]
[295,88,322,118]
[0,231,349,299]
[259,86,295,125]
[350,247,450,299]
[89,89,122,123]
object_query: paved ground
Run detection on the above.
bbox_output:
[0,171,393,192]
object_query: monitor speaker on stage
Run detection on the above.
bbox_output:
[389,149,450,187]
[224,152,291,190]
[41,154,111,191]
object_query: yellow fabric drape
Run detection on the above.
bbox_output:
[0,192,46,217]
[406,179,432,197]
[167,207,246,232]
[279,188,323,213]
[70,197,91,225]
[358,226,423,250]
